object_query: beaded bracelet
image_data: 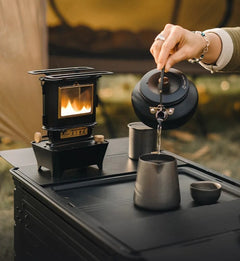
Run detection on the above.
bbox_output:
[188,31,210,63]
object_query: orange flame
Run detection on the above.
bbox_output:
[61,99,91,116]
[60,85,92,117]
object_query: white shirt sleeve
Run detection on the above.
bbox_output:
[199,28,233,72]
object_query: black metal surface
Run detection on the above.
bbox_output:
[28,67,114,178]
[41,78,98,130]
[32,139,109,179]
[53,168,239,224]
[42,70,113,81]
[142,230,240,261]
[28,66,94,75]
[3,138,240,260]
[14,153,137,187]
[11,158,240,260]
[29,66,113,135]
[0,137,129,168]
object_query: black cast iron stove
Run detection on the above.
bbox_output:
[29,67,112,178]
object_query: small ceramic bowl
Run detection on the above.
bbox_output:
[190,181,222,205]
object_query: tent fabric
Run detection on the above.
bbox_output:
[47,0,239,32]
[1,0,239,143]
[0,0,48,143]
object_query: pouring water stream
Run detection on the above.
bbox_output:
[156,68,165,154]
[156,118,162,154]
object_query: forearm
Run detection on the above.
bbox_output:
[221,27,240,72]
[200,27,240,73]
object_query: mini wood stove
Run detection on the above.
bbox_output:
[29,67,112,178]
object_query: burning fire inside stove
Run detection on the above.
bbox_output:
[59,84,93,118]
[29,67,113,178]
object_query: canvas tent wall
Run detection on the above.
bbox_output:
[0,0,48,143]
[0,0,239,143]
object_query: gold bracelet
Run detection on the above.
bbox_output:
[188,31,210,63]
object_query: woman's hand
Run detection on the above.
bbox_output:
[150,24,221,72]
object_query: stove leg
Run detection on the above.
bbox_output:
[97,162,103,170]
[32,140,108,179]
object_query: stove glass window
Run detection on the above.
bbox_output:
[58,84,93,118]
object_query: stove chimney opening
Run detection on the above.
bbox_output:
[58,83,93,118]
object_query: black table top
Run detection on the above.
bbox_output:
[2,137,240,260]
[0,137,130,168]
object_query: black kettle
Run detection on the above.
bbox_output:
[131,68,198,129]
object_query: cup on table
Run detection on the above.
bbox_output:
[128,122,157,160]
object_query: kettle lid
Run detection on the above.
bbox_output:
[139,68,189,106]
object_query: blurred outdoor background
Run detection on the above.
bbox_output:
[1,0,240,260]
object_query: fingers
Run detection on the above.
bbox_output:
[158,25,184,71]
[150,35,164,63]
[150,24,170,66]
[150,40,164,65]
[150,24,187,71]
[157,37,180,71]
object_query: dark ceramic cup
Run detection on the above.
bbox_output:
[190,181,222,205]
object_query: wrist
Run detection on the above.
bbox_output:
[201,32,222,65]
[188,31,210,63]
